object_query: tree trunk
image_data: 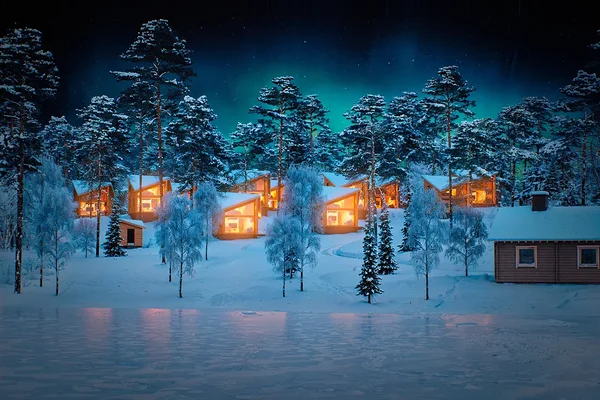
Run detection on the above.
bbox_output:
[370,126,378,244]
[55,231,59,296]
[282,262,286,298]
[205,215,209,261]
[179,261,183,298]
[367,293,371,304]
[511,157,516,207]
[39,245,43,287]
[96,142,102,258]
[300,267,304,292]
[425,270,429,300]
[276,117,283,214]
[582,134,587,206]
[139,119,144,220]
[157,82,166,264]
[169,259,172,282]
[468,170,473,207]
[15,123,24,294]
[446,106,453,228]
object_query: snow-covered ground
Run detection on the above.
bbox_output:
[2,208,600,316]
[1,307,599,399]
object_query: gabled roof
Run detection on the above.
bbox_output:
[72,180,112,196]
[375,177,398,187]
[322,172,350,187]
[270,179,282,189]
[488,206,600,241]
[230,169,270,186]
[128,175,170,191]
[119,218,146,229]
[322,186,360,204]
[219,192,260,210]
[422,175,470,191]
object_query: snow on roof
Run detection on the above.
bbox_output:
[219,192,260,210]
[375,177,397,187]
[72,180,112,196]
[119,218,146,229]
[488,206,600,241]
[422,174,469,191]
[322,186,360,203]
[230,169,270,185]
[322,172,350,187]
[128,175,170,191]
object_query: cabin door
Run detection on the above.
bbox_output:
[127,229,135,245]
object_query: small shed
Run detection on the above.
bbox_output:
[322,186,360,234]
[127,175,172,222]
[488,192,600,283]
[119,218,146,248]
[72,180,114,218]
[216,192,261,240]
[229,170,270,217]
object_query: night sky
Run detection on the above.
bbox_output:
[3,1,598,134]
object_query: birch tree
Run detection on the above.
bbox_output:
[193,182,222,260]
[445,206,488,277]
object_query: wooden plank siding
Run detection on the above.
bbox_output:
[119,222,144,248]
[495,241,600,283]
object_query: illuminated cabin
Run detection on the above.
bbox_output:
[216,192,260,240]
[322,172,369,218]
[119,218,145,248]
[422,173,497,208]
[72,180,113,218]
[268,179,285,211]
[230,170,270,216]
[322,186,360,234]
[375,178,402,208]
[127,175,172,222]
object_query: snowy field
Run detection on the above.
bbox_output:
[1,209,600,316]
[1,307,600,399]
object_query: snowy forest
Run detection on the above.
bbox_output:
[1,20,600,301]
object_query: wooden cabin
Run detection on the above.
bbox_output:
[216,192,260,240]
[127,175,172,222]
[488,192,600,283]
[322,186,360,234]
[72,180,113,218]
[322,172,369,219]
[375,179,402,208]
[230,170,270,216]
[422,173,497,208]
[119,218,145,248]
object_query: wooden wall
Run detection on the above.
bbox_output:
[119,223,143,248]
[495,241,600,283]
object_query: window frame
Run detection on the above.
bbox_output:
[515,245,537,268]
[577,245,600,268]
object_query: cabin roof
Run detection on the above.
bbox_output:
[422,174,471,191]
[322,172,351,187]
[375,177,397,187]
[119,218,146,229]
[219,192,260,210]
[322,186,360,203]
[128,175,170,191]
[230,169,270,185]
[270,179,282,189]
[72,180,112,196]
[488,206,600,241]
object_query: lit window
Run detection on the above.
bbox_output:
[516,246,537,268]
[578,246,599,268]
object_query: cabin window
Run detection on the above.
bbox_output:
[577,246,599,268]
[516,246,537,268]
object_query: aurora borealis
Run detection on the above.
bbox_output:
[3,1,598,134]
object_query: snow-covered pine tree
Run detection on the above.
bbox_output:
[265,213,302,297]
[339,95,387,218]
[73,218,97,258]
[559,70,600,205]
[164,193,203,298]
[112,19,195,207]
[35,162,75,295]
[377,203,397,275]
[356,213,382,303]
[445,206,488,277]
[313,126,342,172]
[0,28,60,294]
[398,179,413,252]
[40,116,79,181]
[408,185,446,300]
[250,76,303,212]
[297,94,331,165]
[76,95,128,257]
[281,164,325,291]
[193,182,222,260]
[103,198,126,257]
[422,66,475,227]
[453,118,499,206]
[230,122,275,177]
[170,96,231,193]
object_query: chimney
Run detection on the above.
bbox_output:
[531,191,549,212]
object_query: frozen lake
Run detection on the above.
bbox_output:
[1,308,599,399]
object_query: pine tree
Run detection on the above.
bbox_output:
[250,76,303,213]
[356,213,382,303]
[297,94,330,165]
[422,66,475,227]
[40,116,79,180]
[230,122,275,175]
[313,126,342,172]
[377,203,397,275]
[103,199,126,257]
[398,180,414,252]
[0,28,59,294]
[76,95,128,257]
[112,19,195,208]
